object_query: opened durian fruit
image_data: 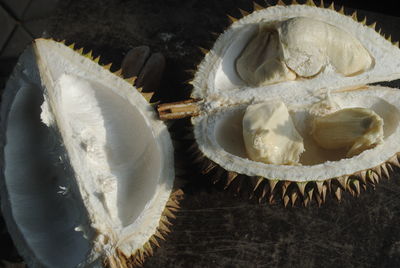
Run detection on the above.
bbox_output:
[158,1,400,206]
[0,39,182,267]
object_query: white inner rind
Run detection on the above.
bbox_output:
[191,5,400,106]
[34,39,175,261]
[0,39,175,267]
[1,48,90,268]
[193,87,400,181]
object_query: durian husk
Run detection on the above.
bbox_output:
[157,0,400,207]
[53,40,186,267]
[1,39,184,268]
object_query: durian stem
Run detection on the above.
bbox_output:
[158,99,201,120]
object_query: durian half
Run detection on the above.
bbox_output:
[0,39,181,267]
[158,1,400,206]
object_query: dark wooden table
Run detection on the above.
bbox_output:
[2,1,400,267]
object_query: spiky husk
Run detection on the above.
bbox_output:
[105,189,183,267]
[7,39,184,267]
[186,139,397,207]
[171,1,400,206]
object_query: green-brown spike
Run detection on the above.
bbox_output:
[113,69,123,77]
[283,195,290,207]
[296,182,307,197]
[334,187,342,201]
[253,177,265,191]
[316,181,323,195]
[141,92,154,103]
[281,181,291,198]
[393,41,400,47]
[360,16,367,25]
[253,1,264,11]
[269,179,278,192]
[291,192,298,206]
[338,6,345,14]
[328,2,334,10]
[351,11,358,21]
[387,35,392,42]
[225,171,239,188]
[103,63,112,70]
[337,176,348,189]
[198,46,209,55]
[276,0,286,6]
[292,0,300,5]
[305,0,316,6]
[68,43,76,49]
[76,47,84,54]
[227,14,238,23]
[239,8,249,17]
[319,0,324,8]
[93,56,100,63]
[84,50,93,59]
[369,22,377,30]
[163,208,176,219]
[124,76,137,85]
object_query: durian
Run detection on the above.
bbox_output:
[158,1,400,206]
[0,39,181,267]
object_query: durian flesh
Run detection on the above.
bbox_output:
[311,107,384,157]
[193,88,400,182]
[0,39,175,267]
[242,100,304,165]
[236,17,372,87]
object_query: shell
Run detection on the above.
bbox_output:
[0,39,182,267]
[159,1,400,206]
